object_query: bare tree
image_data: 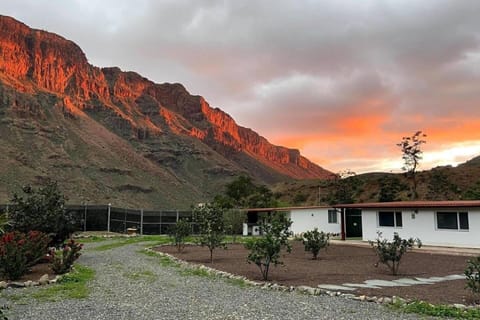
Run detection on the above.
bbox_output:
[397,131,427,200]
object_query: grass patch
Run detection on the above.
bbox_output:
[75,236,113,244]
[390,301,480,319]
[225,277,247,288]
[92,235,171,251]
[124,270,156,281]
[139,250,181,268]
[32,264,95,302]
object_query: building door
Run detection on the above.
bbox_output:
[345,209,362,238]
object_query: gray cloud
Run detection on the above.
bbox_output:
[1,0,480,171]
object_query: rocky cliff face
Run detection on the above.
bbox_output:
[0,15,333,204]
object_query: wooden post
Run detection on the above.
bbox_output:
[340,208,346,240]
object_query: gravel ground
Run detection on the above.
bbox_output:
[1,241,433,320]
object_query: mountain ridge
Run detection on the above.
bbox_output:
[0,15,333,208]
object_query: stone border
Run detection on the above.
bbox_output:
[146,245,480,310]
[0,273,63,290]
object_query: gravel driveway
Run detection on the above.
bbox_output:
[2,241,432,320]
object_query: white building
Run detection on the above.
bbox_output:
[335,201,480,248]
[245,200,480,248]
[243,206,340,236]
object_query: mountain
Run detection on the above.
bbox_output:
[273,156,480,206]
[0,15,333,208]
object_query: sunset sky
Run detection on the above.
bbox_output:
[1,1,480,173]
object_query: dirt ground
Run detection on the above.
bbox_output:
[0,262,54,282]
[156,241,478,305]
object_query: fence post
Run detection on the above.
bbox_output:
[107,203,111,232]
[84,202,88,232]
[124,207,127,233]
[176,210,179,222]
[140,209,143,235]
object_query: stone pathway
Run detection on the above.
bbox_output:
[318,274,466,292]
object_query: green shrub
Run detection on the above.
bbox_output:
[168,219,191,253]
[194,203,226,263]
[465,256,480,295]
[369,232,421,275]
[51,239,83,274]
[9,182,77,245]
[302,228,329,260]
[245,213,292,281]
[0,231,49,280]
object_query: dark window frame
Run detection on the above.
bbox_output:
[436,211,469,231]
[328,209,338,224]
[378,211,403,228]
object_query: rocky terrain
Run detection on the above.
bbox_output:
[0,15,333,208]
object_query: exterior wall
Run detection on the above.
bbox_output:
[287,208,340,235]
[361,208,480,248]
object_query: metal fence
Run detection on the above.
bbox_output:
[1,204,197,235]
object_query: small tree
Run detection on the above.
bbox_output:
[465,256,480,296]
[369,232,421,275]
[302,228,330,260]
[193,203,226,263]
[397,131,427,200]
[223,209,245,244]
[9,182,76,244]
[245,212,292,281]
[169,219,191,253]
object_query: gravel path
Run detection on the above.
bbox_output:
[2,241,433,320]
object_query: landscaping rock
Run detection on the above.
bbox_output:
[10,282,25,288]
[383,297,392,304]
[453,303,466,309]
[39,274,49,285]
[0,281,7,289]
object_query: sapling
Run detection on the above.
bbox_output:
[169,219,191,253]
[245,212,292,281]
[302,228,329,260]
[369,232,421,275]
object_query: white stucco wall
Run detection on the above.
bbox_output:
[361,208,480,248]
[287,208,341,235]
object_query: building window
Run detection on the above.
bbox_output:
[378,211,402,227]
[328,209,338,224]
[436,212,469,230]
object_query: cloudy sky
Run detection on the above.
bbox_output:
[2,0,480,173]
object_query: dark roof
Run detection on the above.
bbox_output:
[333,200,480,209]
[244,205,331,212]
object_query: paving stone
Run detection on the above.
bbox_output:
[427,276,450,282]
[342,283,381,289]
[415,277,442,283]
[317,284,356,291]
[445,274,466,280]
[392,278,429,285]
[364,280,408,287]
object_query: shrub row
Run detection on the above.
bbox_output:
[0,231,82,280]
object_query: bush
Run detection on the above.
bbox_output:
[0,231,49,280]
[302,228,329,260]
[245,213,292,281]
[51,239,83,274]
[465,256,480,295]
[369,232,421,275]
[169,219,191,253]
[9,182,77,245]
[24,230,51,266]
